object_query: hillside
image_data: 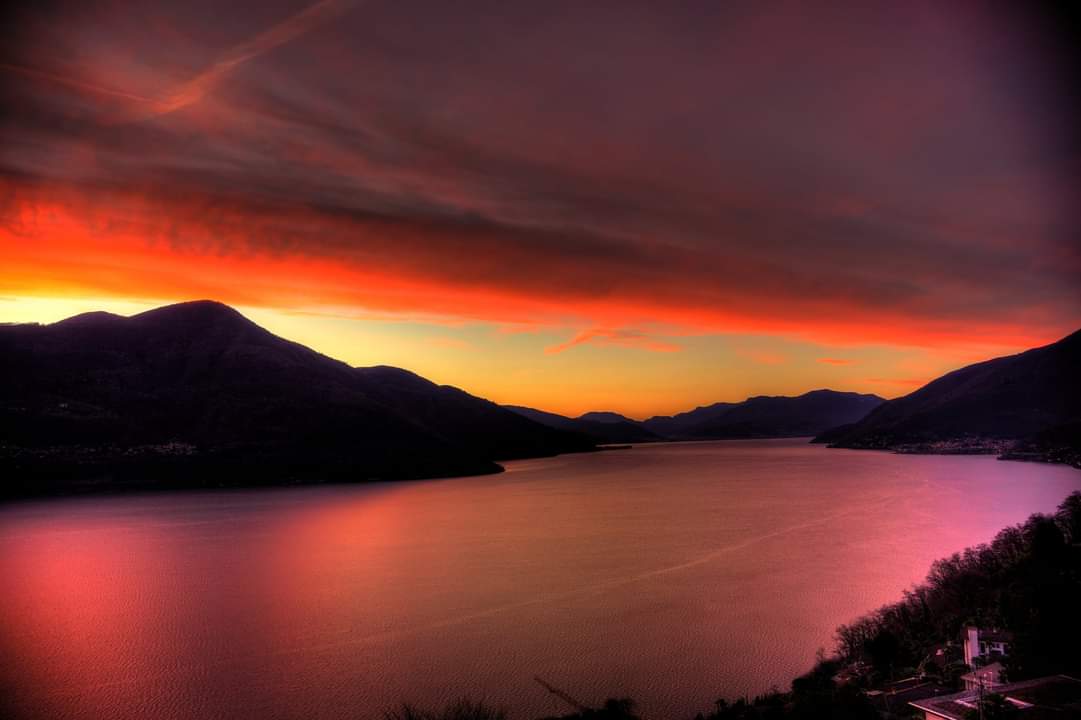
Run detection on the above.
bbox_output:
[640,391,883,440]
[641,402,736,438]
[577,411,637,425]
[355,367,597,460]
[815,328,1081,464]
[0,301,593,496]
[504,406,662,444]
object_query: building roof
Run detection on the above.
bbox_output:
[911,675,1081,719]
[867,679,953,714]
[960,662,1004,684]
[881,676,935,693]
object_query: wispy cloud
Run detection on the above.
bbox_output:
[115,0,357,124]
[817,357,855,366]
[1,1,1076,353]
[0,62,153,104]
[735,348,787,366]
[545,328,681,355]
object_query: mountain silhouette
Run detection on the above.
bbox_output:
[640,391,883,439]
[0,301,593,496]
[353,366,597,459]
[577,411,637,425]
[515,390,884,442]
[640,402,737,437]
[504,406,662,444]
[814,328,1081,465]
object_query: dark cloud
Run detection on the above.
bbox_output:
[1,0,1078,343]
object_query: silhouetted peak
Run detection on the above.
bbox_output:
[50,311,125,328]
[798,389,885,401]
[1052,326,1081,349]
[818,325,1081,450]
[577,411,635,424]
[356,365,437,387]
[130,300,256,331]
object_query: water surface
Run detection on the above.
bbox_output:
[2,440,1079,720]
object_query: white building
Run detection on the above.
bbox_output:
[910,675,1081,720]
[962,626,1011,667]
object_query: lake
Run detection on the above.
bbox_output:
[1,440,1079,720]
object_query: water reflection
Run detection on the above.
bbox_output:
[1,441,1078,720]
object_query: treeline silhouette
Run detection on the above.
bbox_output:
[384,698,641,720]
[835,491,1081,681]
[387,492,1081,720]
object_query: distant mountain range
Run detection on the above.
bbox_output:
[509,328,1081,466]
[0,301,592,495]
[504,406,662,445]
[814,328,1081,466]
[647,390,884,439]
[640,402,736,438]
[507,390,884,443]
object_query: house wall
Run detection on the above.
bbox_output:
[963,626,980,666]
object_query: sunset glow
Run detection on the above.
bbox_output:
[2,1,1077,417]
[2,5,1081,720]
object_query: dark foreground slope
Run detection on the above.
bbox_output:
[504,405,662,444]
[641,391,883,440]
[0,301,592,496]
[356,367,597,459]
[815,328,1081,465]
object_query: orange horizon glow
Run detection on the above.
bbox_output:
[2,1,1078,418]
[3,179,1070,351]
[2,179,1073,418]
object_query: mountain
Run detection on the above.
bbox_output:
[504,406,662,444]
[512,390,883,442]
[577,411,636,424]
[641,402,736,438]
[641,391,883,440]
[0,301,593,496]
[815,328,1081,465]
[680,390,885,439]
[353,366,596,460]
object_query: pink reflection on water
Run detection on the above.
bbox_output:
[1,443,1079,720]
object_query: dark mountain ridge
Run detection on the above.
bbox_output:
[641,402,736,438]
[680,390,885,439]
[352,366,596,460]
[504,406,662,445]
[577,411,636,425]
[513,390,884,443]
[637,391,884,440]
[815,327,1081,466]
[0,301,593,496]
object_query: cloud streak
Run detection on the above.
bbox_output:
[110,0,357,124]
[1,1,1077,357]
[545,328,681,355]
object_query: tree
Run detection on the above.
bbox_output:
[539,698,640,720]
[384,698,507,720]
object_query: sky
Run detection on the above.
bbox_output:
[1,1,1078,418]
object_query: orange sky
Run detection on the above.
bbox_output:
[1,1,1078,417]
[2,177,1071,418]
